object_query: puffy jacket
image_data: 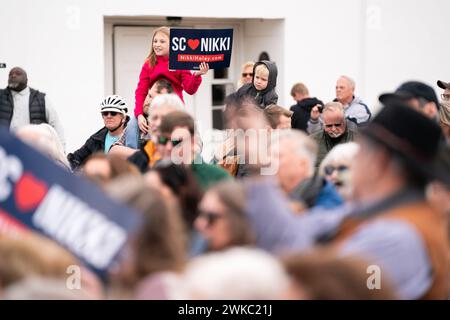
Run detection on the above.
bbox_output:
[0,87,47,127]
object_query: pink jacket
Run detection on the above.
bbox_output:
[134,55,202,117]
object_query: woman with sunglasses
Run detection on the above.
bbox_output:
[194,181,255,252]
[318,142,359,201]
[237,61,255,89]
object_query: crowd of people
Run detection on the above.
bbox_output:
[0,25,450,300]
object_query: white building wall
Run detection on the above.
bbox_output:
[1,0,449,152]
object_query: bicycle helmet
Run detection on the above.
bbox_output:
[100,95,128,115]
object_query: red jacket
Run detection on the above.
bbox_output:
[134,55,202,117]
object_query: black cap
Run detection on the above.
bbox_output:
[361,102,443,182]
[437,80,450,90]
[379,81,439,109]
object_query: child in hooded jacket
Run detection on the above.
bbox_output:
[235,60,278,109]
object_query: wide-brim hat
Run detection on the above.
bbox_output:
[360,102,443,182]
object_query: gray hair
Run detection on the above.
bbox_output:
[339,75,356,89]
[148,93,184,119]
[272,129,318,176]
[319,142,360,176]
[15,124,70,170]
[322,102,345,117]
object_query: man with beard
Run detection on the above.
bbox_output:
[310,102,358,168]
[0,67,65,147]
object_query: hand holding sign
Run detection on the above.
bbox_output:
[193,62,210,76]
[169,28,233,70]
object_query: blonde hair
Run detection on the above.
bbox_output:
[146,26,170,67]
[237,61,255,88]
[241,61,255,72]
[255,64,269,77]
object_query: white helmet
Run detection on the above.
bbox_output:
[100,95,128,115]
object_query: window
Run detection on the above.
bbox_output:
[212,82,235,130]
[214,68,228,79]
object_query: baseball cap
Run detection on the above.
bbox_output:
[379,81,439,109]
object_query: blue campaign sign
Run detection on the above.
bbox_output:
[0,128,142,277]
[169,28,233,70]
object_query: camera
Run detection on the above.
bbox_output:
[313,104,324,113]
[0,63,6,68]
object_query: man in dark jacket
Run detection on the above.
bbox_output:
[310,102,358,168]
[289,82,324,132]
[0,67,65,148]
[234,60,278,109]
[67,95,128,170]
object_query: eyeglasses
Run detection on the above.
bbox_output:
[324,123,343,129]
[324,165,349,176]
[157,136,183,147]
[441,94,450,101]
[101,111,119,117]
[242,73,253,78]
[198,210,224,226]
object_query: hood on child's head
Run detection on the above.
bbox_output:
[253,60,278,93]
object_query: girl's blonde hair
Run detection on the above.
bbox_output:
[146,26,170,67]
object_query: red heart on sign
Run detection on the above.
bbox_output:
[14,173,48,212]
[187,39,200,51]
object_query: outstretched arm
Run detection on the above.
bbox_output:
[181,62,208,95]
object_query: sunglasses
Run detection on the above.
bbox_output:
[101,111,119,117]
[324,123,343,129]
[324,165,349,176]
[198,211,224,226]
[242,73,253,77]
[157,136,183,147]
